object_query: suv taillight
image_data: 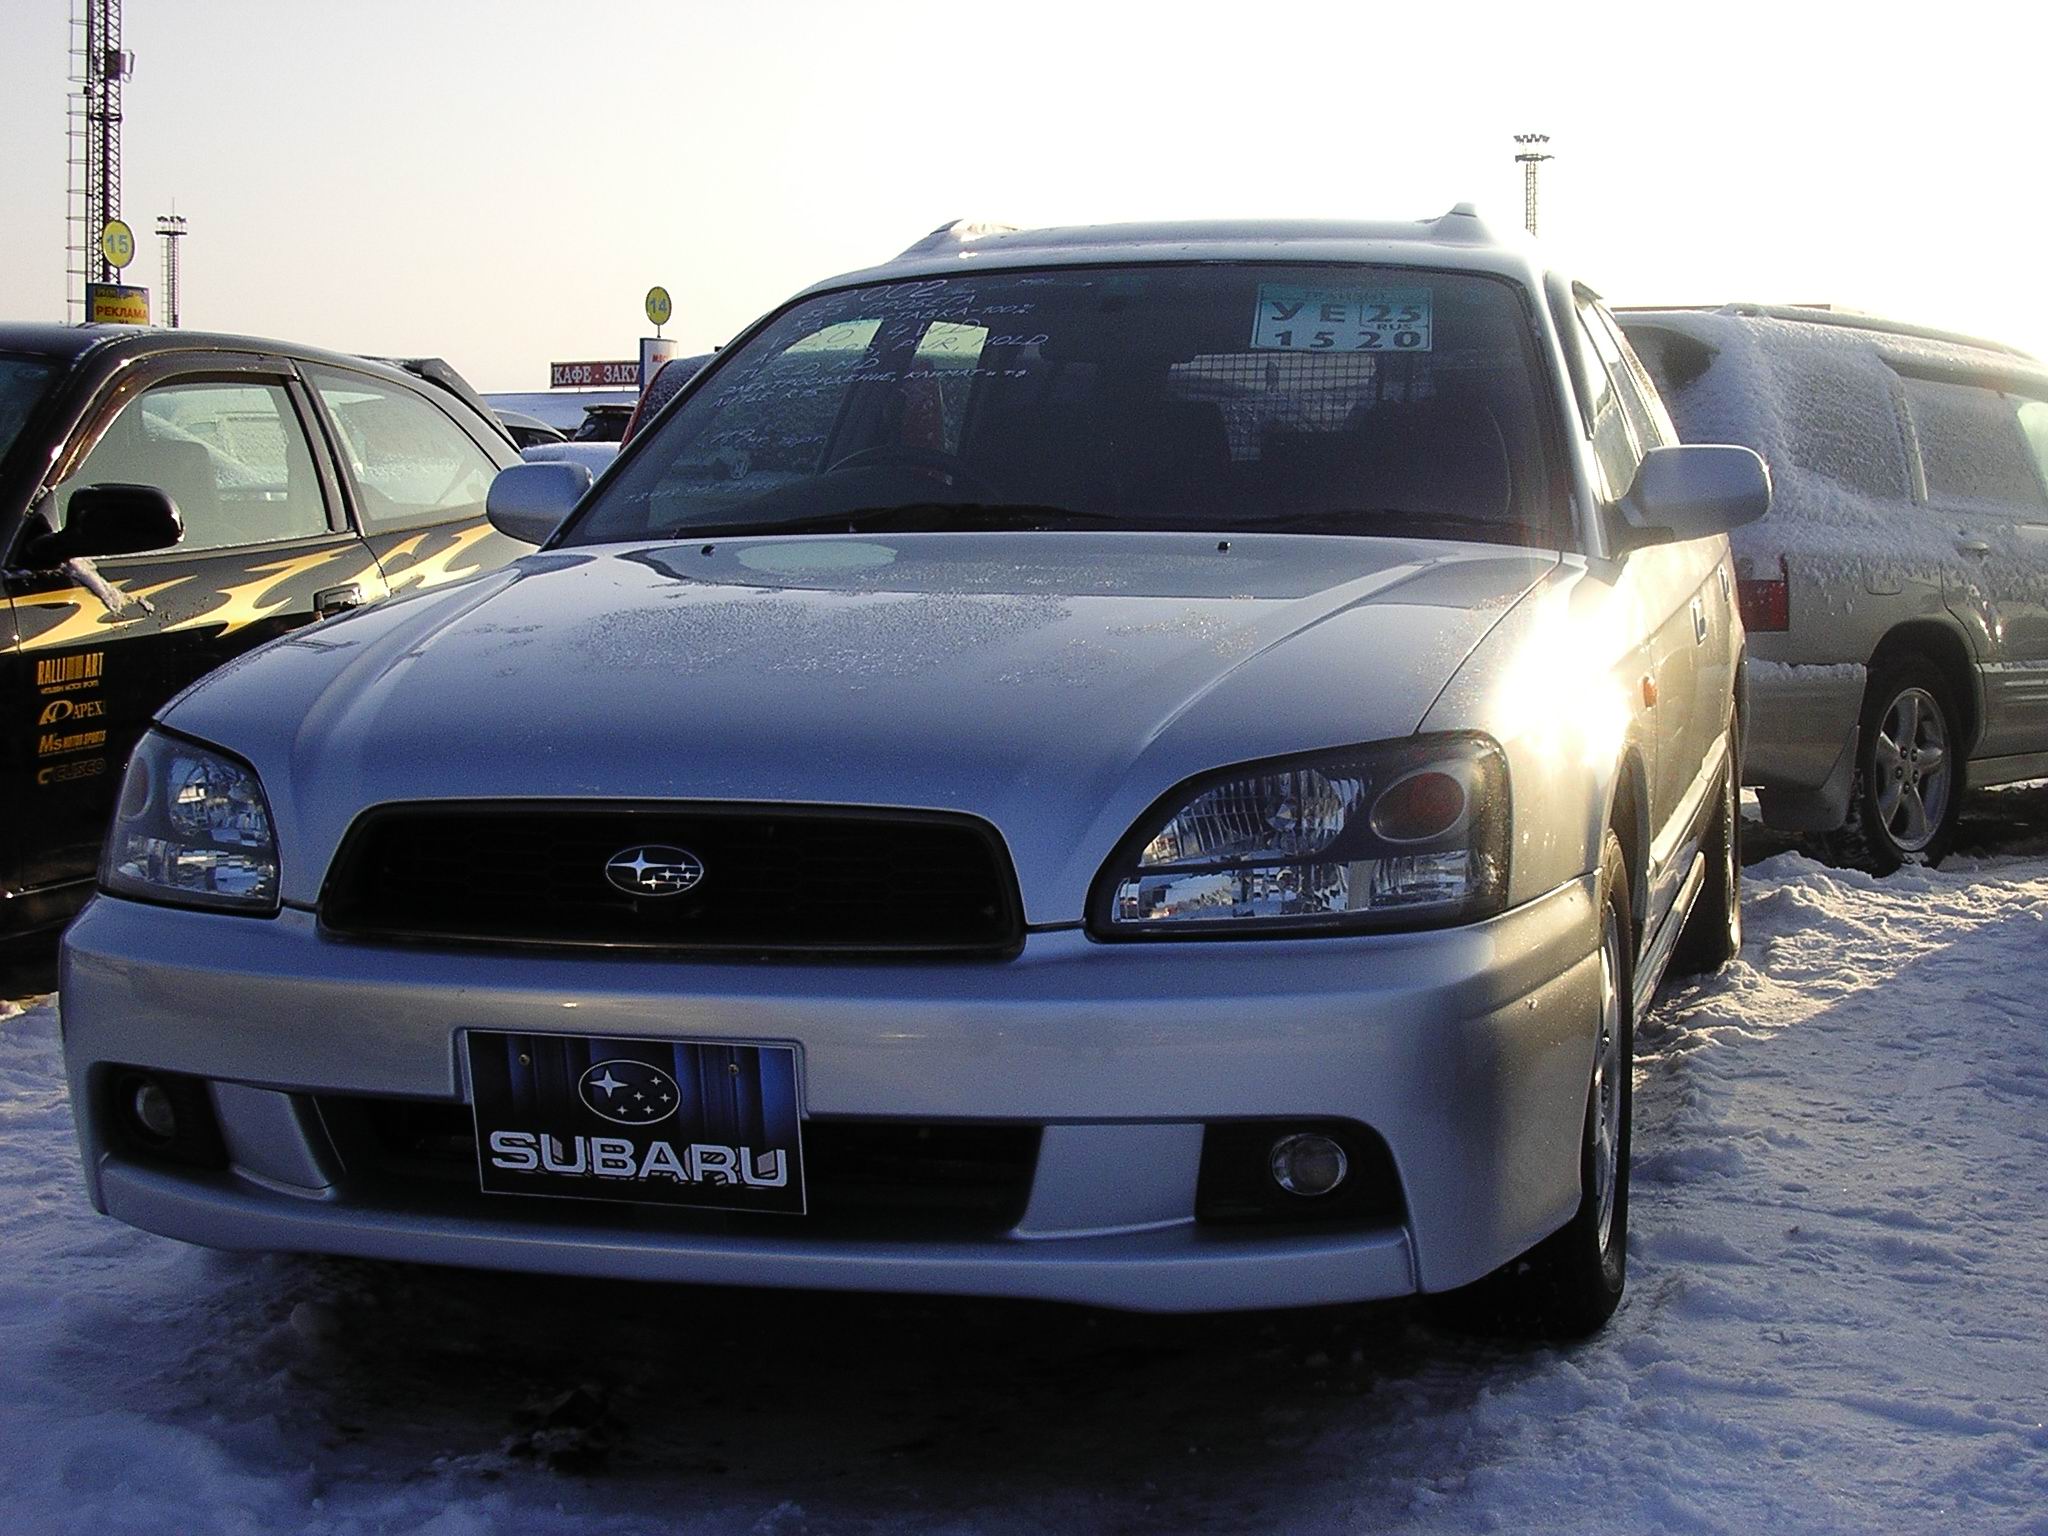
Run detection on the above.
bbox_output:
[1737,557,1790,632]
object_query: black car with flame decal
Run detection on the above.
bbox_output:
[0,324,534,944]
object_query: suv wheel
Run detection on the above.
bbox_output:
[1435,829,1634,1338]
[1824,658,1962,873]
[1671,716,1742,976]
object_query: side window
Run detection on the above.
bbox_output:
[2009,398,2048,516]
[1589,302,1676,449]
[306,367,499,533]
[54,379,328,552]
[1900,375,2048,514]
[1568,310,1640,500]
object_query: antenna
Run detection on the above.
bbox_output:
[1512,132,1553,237]
[157,212,187,328]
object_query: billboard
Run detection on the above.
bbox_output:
[86,284,150,326]
[550,360,640,388]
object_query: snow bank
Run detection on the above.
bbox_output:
[5,828,2048,1533]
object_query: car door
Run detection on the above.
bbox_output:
[3,355,383,906]
[1901,370,2048,759]
[1586,297,1737,792]
[298,363,527,595]
[1562,292,1719,931]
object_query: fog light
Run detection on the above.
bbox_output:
[130,1079,178,1141]
[1269,1132,1349,1197]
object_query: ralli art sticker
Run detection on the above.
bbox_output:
[1251,285,1433,353]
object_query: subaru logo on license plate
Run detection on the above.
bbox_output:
[605,843,704,897]
[578,1058,682,1124]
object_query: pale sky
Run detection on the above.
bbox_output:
[3,0,2044,391]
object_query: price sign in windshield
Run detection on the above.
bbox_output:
[1251,284,1433,353]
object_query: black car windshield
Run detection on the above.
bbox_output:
[566,264,1564,548]
[0,354,57,470]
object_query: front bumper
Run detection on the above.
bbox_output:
[60,879,1599,1312]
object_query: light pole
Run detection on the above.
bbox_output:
[1513,133,1553,237]
[157,213,187,328]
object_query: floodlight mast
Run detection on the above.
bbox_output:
[157,213,187,328]
[1513,132,1553,237]
[67,0,132,319]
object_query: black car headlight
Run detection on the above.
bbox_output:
[1089,735,1510,938]
[100,730,280,914]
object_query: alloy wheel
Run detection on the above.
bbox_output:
[1591,906,1626,1256]
[1873,686,1951,854]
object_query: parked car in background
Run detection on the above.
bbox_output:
[1622,305,2048,870]
[569,403,633,443]
[481,390,636,436]
[0,324,535,945]
[620,353,714,445]
[493,408,567,450]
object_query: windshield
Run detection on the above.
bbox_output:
[0,354,58,470]
[567,264,1564,548]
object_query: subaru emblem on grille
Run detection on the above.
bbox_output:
[605,844,705,897]
[578,1058,683,1125]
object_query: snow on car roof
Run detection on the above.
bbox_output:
[1622,307,2048,582]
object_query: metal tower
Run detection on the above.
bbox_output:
[157,213,187,328]
[1513,133,1553,237]
[67,0,131,320]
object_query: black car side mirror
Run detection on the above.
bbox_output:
[23,484,185,566]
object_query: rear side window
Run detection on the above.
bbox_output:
[54,379,328,552]
[1901,375,2048,512]
[307,368,499,533]
[2009,399,2048,512]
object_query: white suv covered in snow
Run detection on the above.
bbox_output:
[1623,306,2048,870]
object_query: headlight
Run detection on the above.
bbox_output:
[99,730,280,914]
[1089,735,1509,937]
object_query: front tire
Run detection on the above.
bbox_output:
[1823,657,1962,874]
[1436,830,1634,1339]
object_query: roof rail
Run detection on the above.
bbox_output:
[1619,302,2034,361]
[897,219,1020,259]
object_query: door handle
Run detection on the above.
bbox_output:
[1955,538,1991,556]
[313,583,363,618]
[1691,595,1708,645]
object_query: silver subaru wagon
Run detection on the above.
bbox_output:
[60,210,1768,1335]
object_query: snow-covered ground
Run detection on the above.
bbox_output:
[4,793,2047,1535]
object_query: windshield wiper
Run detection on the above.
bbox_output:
[669,503,1124,540]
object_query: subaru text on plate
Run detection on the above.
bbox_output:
[60,210,1769,1334]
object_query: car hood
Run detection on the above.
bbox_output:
[167,531,1556,921]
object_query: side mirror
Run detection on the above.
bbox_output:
[487,461,592,545]
[23,483,184,566]
[1616,445,1771,549]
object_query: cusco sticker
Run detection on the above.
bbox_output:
[1251,285,1432,353]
